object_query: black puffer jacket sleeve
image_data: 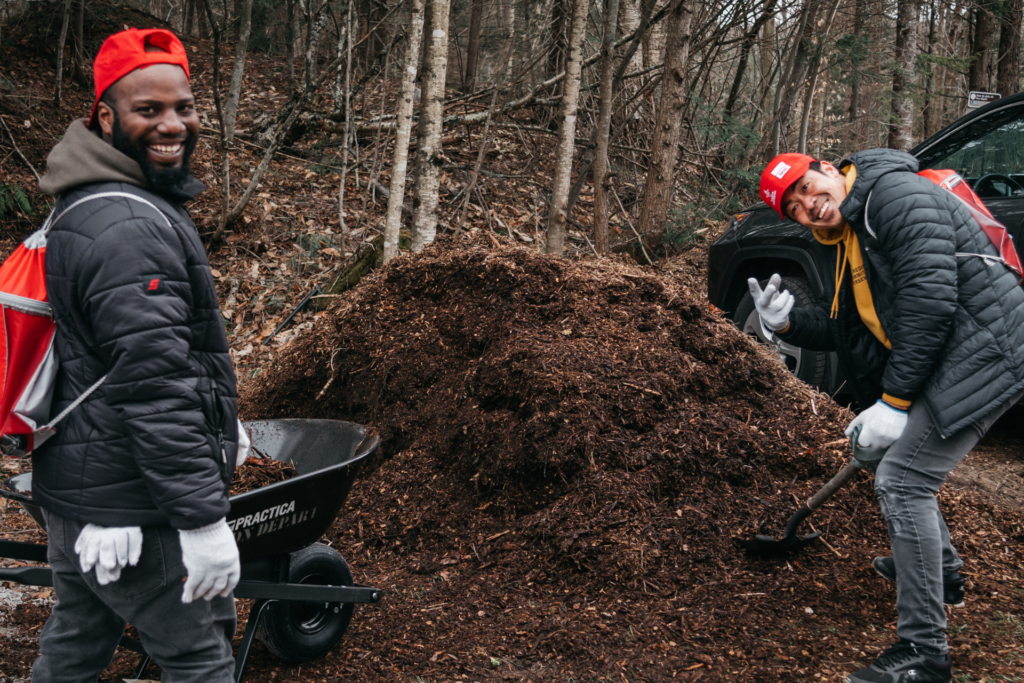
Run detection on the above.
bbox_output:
[74,215,229,529]
[779,291,836,352]
[866,174,959,400]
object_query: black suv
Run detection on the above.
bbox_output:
[708,91,1024,396]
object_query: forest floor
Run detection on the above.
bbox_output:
[1,3,1023,683]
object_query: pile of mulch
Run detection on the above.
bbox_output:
[230,456,298,496]
[232,244,1023,681]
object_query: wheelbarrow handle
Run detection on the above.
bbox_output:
[806,459,861,512]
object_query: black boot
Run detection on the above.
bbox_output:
[846,639,951,683]
[872,557,965,607]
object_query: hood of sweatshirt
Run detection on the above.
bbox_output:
[39,119,203,200]
[835,147,919,227]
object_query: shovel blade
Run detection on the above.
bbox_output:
[735,530,822,557]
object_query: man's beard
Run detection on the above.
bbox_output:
[110,112,198,194]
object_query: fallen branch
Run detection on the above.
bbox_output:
[0,115,41,184]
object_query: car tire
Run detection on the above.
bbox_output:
[256,543,356,663]
[732,276,827,388]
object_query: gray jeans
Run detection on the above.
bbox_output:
[874,392,1021,653]
[32,510,236,683]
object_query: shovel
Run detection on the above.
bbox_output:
[736,425,886,557]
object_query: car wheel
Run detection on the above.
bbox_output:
[732,276,827,388]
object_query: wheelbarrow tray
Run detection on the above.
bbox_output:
[0,419,382,681]
[1,419,377,562]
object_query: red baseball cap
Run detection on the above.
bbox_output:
[89,28,190,128]
[760,153,815,219]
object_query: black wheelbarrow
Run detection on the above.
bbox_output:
[0,419,381,682]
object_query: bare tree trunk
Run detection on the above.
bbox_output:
[847,0,866,148]
[384,0,426,264]
[411,0,453,252]
[970,1,993,92]
[287,0,297,99]
[204,0,230,240]
[197,0,209,39]
[922,0,937,137]
[618,0,643,75]
[998,0,1022,95]
[888,0,921,151]
[54,0,72,108]
[798,0,840,153]
[593,0,619,255]
[304,2,329,94]
[70,0,86,85]
[634,0,694,252]
[184,0,195,35]
[464,0,484,91]
[549,0,567,81]
[758,2,775,120]
[339,1,353,260]
[771,0,818,156]
[224,0,254,141]
[543,0,590,256]
[725,0,778,119]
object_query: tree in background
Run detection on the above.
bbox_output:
[545,0,590,257]
[888,0,921,151]
[634,0,693,252]
[411,0,452,252]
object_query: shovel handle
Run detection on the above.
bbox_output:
[806,460,861,511]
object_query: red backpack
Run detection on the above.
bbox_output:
[0,192,169,456]
[918,169,1024,284]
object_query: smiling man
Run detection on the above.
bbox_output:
[32,29,247,682]
[750,150,1024,683]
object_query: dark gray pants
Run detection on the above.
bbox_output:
[32,510,236,683]
[874,393,1020,654]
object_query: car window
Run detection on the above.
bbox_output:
[917,104,1024,199]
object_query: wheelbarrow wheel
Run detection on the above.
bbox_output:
[256,543,355,663]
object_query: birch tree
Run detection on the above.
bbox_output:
[545,0,590,257]
[634,0,694,252]
[383,0,426,264]
[593,0,619,255]
[411,0,453,252]
[887,0,921,151]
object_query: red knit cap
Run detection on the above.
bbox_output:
[89,28,190,128]
[759,153,815,219]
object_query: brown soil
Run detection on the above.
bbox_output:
[230,456,298,496]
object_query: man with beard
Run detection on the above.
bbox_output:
[32,28,245,681]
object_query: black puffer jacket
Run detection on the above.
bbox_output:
[32,120,238,530]
[781,148,1024,437]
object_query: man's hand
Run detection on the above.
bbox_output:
[179,518,240,603]
[235,418,251,467]
[747,274,795,331]
[75,524,143,586]
[845,400,909,449]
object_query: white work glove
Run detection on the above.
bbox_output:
[235,418,251,467]
[75,524,143,586]
[747,274,795,332]
[179,518,240,603]
[845,400,909,450]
